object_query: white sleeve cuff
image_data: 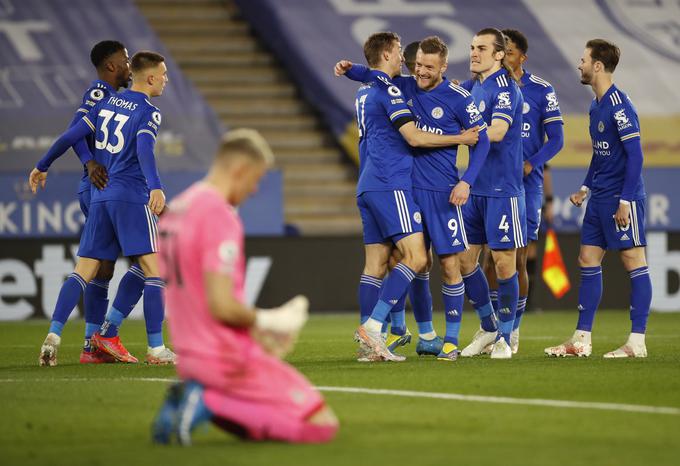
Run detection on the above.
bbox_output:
[619,199,631,206]
[580,185,589,193]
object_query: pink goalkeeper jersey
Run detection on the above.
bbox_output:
[158,182,254,368]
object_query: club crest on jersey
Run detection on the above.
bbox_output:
[431,107,444,119]
[407,99,413,107]
[218,240,238,269]
[89,89,105,101]
[478,100,486,112]
[387,85,401,97]
[614,109,632,130]
[522,102,530,114]
[413,212,422,224]
[598,121,605,133]
[152,111,162,125]
[496,92,511,108]
[546,92,559,111]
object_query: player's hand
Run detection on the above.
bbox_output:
[569,189,588,207]
[449,181,470,206]
[615,202,631,229]
[252,328,298,359]
[523,161,533,177]
[459,126,480,146]
[149,189,166,215]
[86,160,108,190]
[451,79,461,85]
[334,60,353,76]
[28,168,47,194]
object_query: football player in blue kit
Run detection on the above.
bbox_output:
[335,32,480,361]
[456,28,526,359]
[32,41,147,365]
[545,39,651,358]
[338,36,491,361]
[481,29,565,354]
[34,51,176,365]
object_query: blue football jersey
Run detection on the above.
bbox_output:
[519,72,563,194]
[587,85,645,200]
[83,89,162,204]
[388,76,487,192]
[355,71,416,195]
[464,69,524,197]
[73,80,116,193]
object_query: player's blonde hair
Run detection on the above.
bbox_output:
[218,128,275,166]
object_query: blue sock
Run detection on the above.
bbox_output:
[112,264,146,318]
[390,293,407,336]
[49,272,87,336]
[144,277,165,348]
[369,263,416,324]
[83,279,109,350]
[463,266,496,332]
[442,282,465,346]
[99,308,125,337]
[359,274,382,325]
[489,288,499,320]
[381,313,391,334]
[410,272,434,335]
[513,296,528,331]
[576,266,602,331]
[629,266,652,334]
[497,273,519,344]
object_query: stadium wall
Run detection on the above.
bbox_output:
[2,233,678,320]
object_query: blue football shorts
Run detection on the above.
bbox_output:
[78,200,158,261]
[463,194,527,249]
[581,197,646,250]
[357,190,423,245]
[413,188,468,256]
[525,191,543,242]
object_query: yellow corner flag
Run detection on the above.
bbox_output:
[542,228,571,299]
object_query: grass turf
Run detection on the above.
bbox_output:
[1,310,679,466]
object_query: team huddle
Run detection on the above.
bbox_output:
[27,25,651,446]
[336,28,651,362]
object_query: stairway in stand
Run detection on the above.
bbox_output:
[135,0,360,235]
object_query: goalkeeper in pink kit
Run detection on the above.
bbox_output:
[152,129,338,445]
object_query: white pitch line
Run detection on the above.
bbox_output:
[316,386,680,416]
[0,377,678,416]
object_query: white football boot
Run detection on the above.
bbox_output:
[39,333,61,366]
[544,330,592,357]
[510,328,520,354]
[604,333,647,358]
[490,338,512,359]
[354,325,406,362]
[460,328,498,357]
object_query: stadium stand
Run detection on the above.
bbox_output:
[136,0,361,235]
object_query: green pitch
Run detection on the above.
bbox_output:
[1,311,679,466]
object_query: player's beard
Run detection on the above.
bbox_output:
[580,70,592,85]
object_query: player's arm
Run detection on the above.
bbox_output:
[337,61,412,86]
[487,87,520,142]
[525,123,564,176]
[399,122,480,148]
[525,87,565,175]
[615,104,643,228]
[30,118,94,193]
[450,97,490,205]
[570,162,594,207]
[137,111,165,214]
[204,271,257,326]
